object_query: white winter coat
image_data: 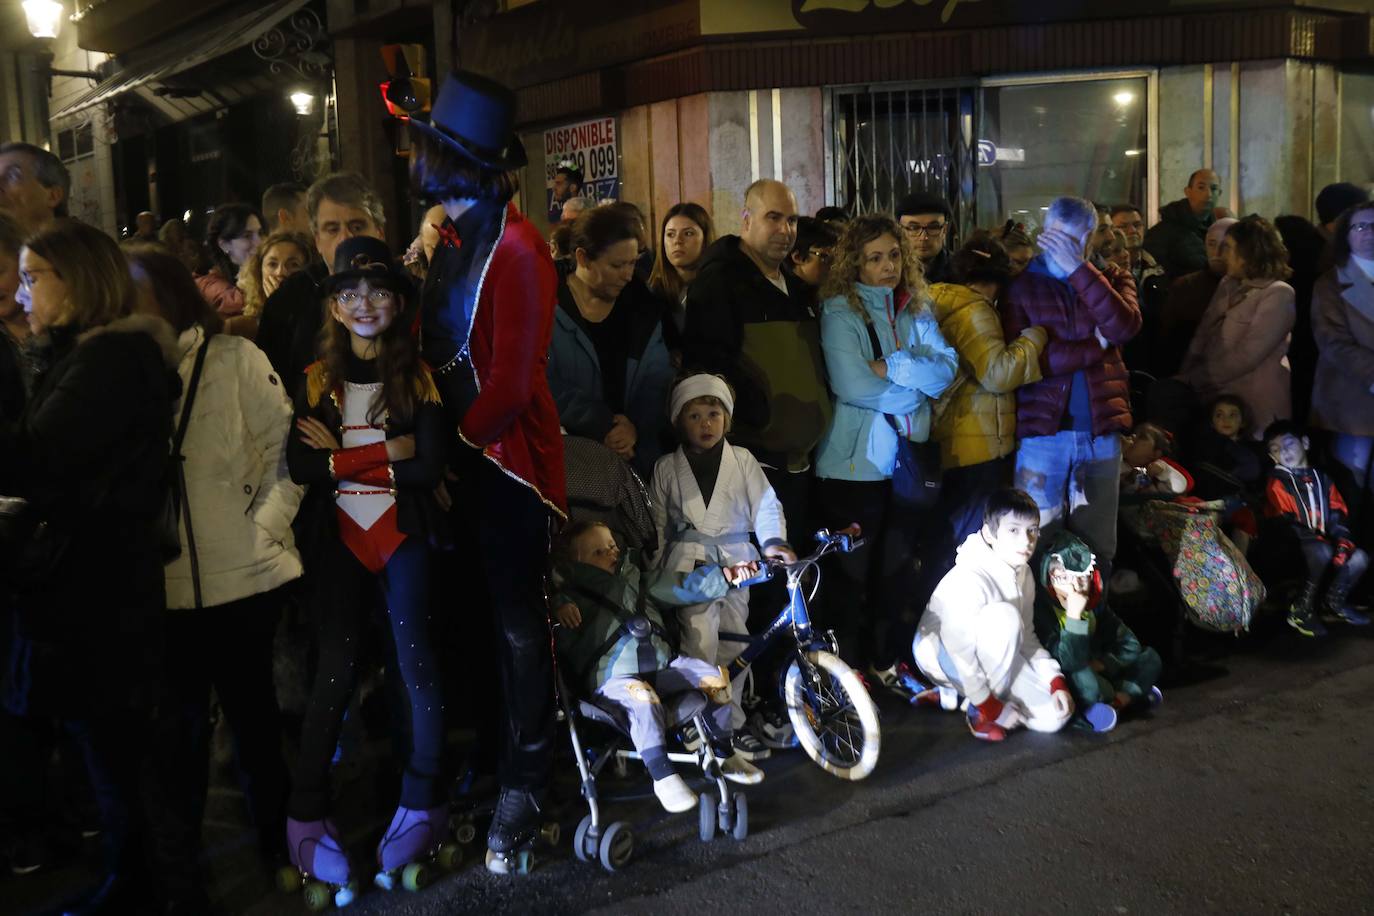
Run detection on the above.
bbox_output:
[164,325,303,608]
[650,442,786,573]
[916,531,1056,706]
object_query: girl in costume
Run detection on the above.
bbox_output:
[284,235,449,901]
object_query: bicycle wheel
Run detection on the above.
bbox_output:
[783,650,881,780]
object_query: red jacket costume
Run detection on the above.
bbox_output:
[455,203,567,518]
[1003,257,1141,439]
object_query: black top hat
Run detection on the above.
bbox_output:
[321,236,415,299]
[408,70,527,171]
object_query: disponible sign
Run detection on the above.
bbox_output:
[544,116,620,219]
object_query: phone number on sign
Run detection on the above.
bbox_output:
[547,145,618,183]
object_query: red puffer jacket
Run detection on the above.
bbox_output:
[1002,258,1141,439]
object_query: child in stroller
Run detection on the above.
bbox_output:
[551,519,764,814]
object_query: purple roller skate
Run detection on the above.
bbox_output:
[374,805,460,891]
[280,817,356,909]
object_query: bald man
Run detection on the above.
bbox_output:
[680,178,832,749]
[1142,168,1224,280]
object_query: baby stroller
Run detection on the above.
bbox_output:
[554,437,746,874]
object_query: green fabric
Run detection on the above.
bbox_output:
[552,548,730,693]
[735,320,832,471]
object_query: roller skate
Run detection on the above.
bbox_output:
[484,787,559,876]
[450,766,500,846]
[374,805,461,892]
[278,818,357,911]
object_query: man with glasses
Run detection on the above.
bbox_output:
[896,191,954,284]
[0,143,70,235]
[785,216,838,312]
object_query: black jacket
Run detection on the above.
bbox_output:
[257,260,330,400]
[1142,199,1214,281]
[681,235,830,468]
[1,315,178,717]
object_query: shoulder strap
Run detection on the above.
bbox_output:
[173,335,211,456]
[862,320,903,434]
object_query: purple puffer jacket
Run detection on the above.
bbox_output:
[1002,256,1142,439]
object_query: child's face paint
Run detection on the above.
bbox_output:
[574,525,621,573]
[983,514,1039,568]
[1211,402,1243,439]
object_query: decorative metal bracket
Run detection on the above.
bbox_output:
[252,8,331,79]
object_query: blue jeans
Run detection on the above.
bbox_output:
[1014,431,1122,564]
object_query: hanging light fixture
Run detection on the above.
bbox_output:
[290,91,316,116]
[23,0,65,39]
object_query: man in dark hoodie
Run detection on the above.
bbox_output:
[1142,169,1223,280]
[681,178,831,518]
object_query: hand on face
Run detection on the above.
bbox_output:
[1038,227,1087,276]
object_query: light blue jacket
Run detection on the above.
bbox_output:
[815,284,958,481]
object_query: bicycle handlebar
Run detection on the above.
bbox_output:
[731,525,865,589]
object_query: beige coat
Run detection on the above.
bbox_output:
[1310,261,1374,436]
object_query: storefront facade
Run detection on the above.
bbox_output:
[463,0,1374,240]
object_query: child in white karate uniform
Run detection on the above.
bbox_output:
[651,374,795,761]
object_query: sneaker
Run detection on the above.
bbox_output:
[1322,597,1372,626]
[1076,702,1118,733]
[748,706,797,750]
[718,753,764,786]
[965,705,1006,742]
[652,774,696,813]
[867,662,928,700]
[732,732,771,761]
[679,723,704,752]
[1287,605,1328,638]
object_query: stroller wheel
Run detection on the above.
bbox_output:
[698,793,716,842]
[573,815,596,863]
[731,794,748,841]
[597,821,633,872]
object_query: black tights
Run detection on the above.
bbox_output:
[289,536,442,819]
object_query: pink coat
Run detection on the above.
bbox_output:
[1179,276,1294,439]
[1310,261,1374,436]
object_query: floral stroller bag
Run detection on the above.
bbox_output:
[1124,498,1264,633]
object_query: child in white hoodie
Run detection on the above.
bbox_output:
[913,488,1075,741]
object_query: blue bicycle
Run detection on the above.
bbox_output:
[725,528,882,781]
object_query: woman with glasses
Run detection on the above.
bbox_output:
[195,203,264,318]
[1309,203,1374,541]
[2,219,179,913]
[283,234,449,898]
[1178,216,1295,439]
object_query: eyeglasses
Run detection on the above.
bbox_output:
[807,249,833,264]
[334,289,395,308]
[901,221,946,238]
[1350,222,1374,234]
[18,266,58,289]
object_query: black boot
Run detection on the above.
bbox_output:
[1286,582,1327,637]
[485,787,545,854]
[1321,584,1372,626]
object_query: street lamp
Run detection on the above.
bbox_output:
[290,91,315,116]
[22,0,64,39]
[1113,91,1135,106]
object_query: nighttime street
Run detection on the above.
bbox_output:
[11,619,1374,915]
[4,1,1374,914]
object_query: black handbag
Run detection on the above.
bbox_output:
[864,321,942,510]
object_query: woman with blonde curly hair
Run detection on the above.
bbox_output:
[814,212,958,686]
[1178,215,1296,437]
[229,229,313,339]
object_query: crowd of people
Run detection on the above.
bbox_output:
[0,63,1372,914]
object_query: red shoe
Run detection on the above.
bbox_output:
[966,698,1007,742]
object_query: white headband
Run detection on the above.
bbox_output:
[670,374,734,423]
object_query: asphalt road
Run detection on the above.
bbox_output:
[8,620,1374,915]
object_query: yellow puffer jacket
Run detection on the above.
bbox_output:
[929,282,1048,469]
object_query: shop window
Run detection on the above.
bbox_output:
[829,84,979,234]
[56,122,95,164]
[1340,72,1374,186]
[977,75,1149,232]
